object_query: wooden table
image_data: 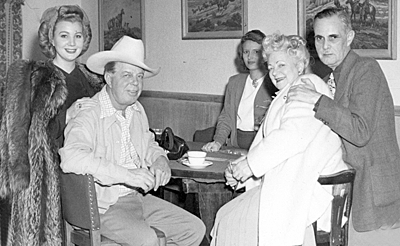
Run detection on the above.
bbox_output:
[166,142,242,244]
[168,148,241,181]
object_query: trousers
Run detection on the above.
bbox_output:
[100,192,205,246]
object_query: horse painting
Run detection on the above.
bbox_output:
[333,0,350,14]
[346,0,361,21]
[360,1,376,26]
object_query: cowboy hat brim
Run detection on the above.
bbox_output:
[86,50,160,78]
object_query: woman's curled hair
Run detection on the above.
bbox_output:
[262,33,310,73]
[38,5,92,59]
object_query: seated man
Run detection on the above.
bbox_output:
[59,36,205,246]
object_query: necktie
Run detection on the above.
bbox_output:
[252,79,258,88]
[327,72,336,97]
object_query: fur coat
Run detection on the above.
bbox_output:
[0,59,104,246]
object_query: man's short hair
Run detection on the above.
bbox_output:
[104,61,117,74]
[314,7,352,33]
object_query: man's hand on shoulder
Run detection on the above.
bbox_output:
[149,156,171,191]
[125,168,155,193]
[287,77,321,105]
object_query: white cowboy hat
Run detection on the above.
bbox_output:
[87,36,160,78]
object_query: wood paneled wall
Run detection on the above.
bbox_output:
[139,91,400,146]
[139,91,224,141]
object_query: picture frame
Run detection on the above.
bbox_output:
[298,0,397,60]
[181,0,248,39]
[99,0,144,51]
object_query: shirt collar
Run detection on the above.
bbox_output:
[249,74,266,82]
[99,86,140,119]
[247,74,267,89]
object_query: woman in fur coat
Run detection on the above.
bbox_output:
[0,5,104,245]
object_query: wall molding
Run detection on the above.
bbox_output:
[142,91,400,117]
[139,91,400,142]
[141,90,224,103]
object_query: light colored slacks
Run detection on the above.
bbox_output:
[100,192,206,246]
[210,185,317,246]
[210,186,259,246]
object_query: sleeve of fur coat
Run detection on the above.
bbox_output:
[0,60,33,197]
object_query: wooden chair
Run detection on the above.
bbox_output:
[314,169,356,246]
[60,172,167,246]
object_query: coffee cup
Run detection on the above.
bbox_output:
[187,151,206,165]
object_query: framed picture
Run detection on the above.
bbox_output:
[181,0,248,39]
[298,0,397,60]
[99,0,144,51]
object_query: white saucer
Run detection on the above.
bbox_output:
[181,160,213,169]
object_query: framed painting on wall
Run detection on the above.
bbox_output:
[182,0,248,39]
[298,0,397,60]
[99,0,144,51]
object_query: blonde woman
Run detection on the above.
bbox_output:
[202,30,277,152]
[0,5,103,245]
[210,33,348,246]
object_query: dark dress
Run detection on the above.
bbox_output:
[51,66,97,148]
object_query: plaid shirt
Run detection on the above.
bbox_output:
[99,88,141,197]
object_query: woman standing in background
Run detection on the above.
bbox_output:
[202,30,277,152]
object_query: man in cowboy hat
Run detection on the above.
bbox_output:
[59,36,205,246]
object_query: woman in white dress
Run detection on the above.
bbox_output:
[210,33,349,246]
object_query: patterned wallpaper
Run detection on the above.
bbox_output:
[0,1,24,245]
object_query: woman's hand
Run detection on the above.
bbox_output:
[66,97,98,123]
[202,141,222,152]
[224,155,252,188]
[225,166,238,189]
[231,156,253,183]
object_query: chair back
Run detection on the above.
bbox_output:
[60,172,166,246]
[61,173,100,230]
[60,172,105,246]
[314,169,356,246]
